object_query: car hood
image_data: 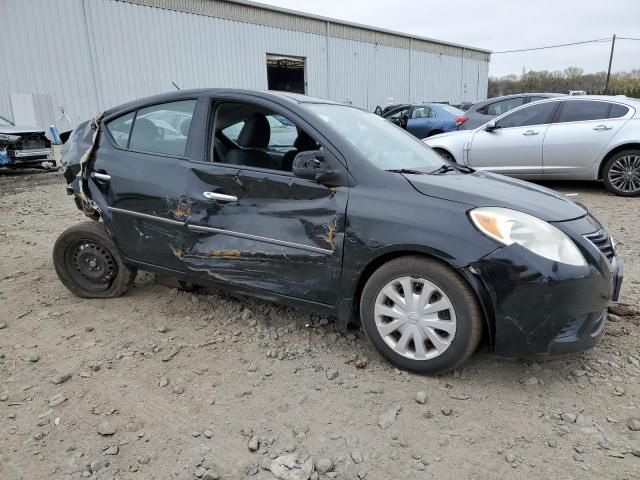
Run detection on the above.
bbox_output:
[404,170,586,222]
[0,125,46,134]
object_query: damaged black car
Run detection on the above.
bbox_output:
[55,89,623,373]
[0,114,54,169]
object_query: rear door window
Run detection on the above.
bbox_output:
[557,101,611,123]
[410,107,434,119]
[128,100,196,156]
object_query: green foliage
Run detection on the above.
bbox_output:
[489,68,640,98]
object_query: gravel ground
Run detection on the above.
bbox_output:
[1,170,639,480]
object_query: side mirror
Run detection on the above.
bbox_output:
[484,120,497,132]
[292,150,347,187]
[374,106,383,116]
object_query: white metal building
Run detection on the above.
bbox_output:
[0,0,490,130]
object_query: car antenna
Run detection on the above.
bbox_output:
[172,81,181,91]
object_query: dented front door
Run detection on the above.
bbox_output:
[180,164,348,305]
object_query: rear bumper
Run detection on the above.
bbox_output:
[468,238,622,359]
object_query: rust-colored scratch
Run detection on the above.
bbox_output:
[170,245,183,259]
[211,273,229,282]
[169,196,192,219]
[210,249,241,258]
[330,186,340,193]
[325,220,337,250]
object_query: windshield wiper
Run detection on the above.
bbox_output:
[429,164,456,174]
[430,164,475,174]
[455,164,475,173]
[386,168,426,175]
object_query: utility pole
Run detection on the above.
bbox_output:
[604,34,616,94]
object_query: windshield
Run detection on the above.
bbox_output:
[0,115,14,126]
[305,104,447,171]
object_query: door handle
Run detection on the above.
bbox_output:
[203,191,238,202]
[593,125,612,131]
[522,130,539,136]
[91,172,111,181]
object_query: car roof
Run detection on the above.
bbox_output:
[103,89,342,117]
[470,93,563,108]
[527,95,640,107]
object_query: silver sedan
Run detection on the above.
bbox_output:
[424,95,640,196]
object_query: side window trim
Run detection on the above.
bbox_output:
[126,109,138,149]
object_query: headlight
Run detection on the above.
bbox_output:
[469,207,586,266]
[0,133,20,142]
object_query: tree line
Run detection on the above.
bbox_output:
[488,67,640,98]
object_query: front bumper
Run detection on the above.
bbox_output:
[0,148,53,168]
[467,219,623,359]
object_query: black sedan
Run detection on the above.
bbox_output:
[56,89,623,373]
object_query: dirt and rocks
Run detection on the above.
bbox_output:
[1,171,639,480]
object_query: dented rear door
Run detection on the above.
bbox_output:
[181,164,348,305]
[92,98,199,270]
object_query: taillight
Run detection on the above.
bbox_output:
[455,117,468,127]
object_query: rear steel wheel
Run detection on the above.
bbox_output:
[53,221,136,298]
[66,240,117,292]
[603,150,640,197]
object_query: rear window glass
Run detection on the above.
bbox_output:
[609,104,629,118]
[439,105,465,116]
[485,97,524,116]
[557,101,611,122]
[106,112,134,147]
[129,100,196,156]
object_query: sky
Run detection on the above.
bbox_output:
[258,0,640,78]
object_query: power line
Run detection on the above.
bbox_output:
[493,38,610,54]
[618,36,640,41]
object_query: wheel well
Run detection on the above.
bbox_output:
[598,143,640,179]
[432,147,456,163]
[351,251,491,333]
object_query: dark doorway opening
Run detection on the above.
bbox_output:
[266,54,306,94]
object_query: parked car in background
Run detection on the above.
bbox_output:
[425,95,640,196]
[383,103,467,138]
[0,114,54,169]
[458,93,563,130]
[56,89,622,373]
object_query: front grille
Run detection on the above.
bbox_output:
[13,133,49,150]
[584,229,615,261]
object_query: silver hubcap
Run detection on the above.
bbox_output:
[608,155,640,193]
[374,276,457,360]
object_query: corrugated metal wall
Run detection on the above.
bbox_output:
[0,0,489,128]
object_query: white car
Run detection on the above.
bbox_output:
[424,96,640,196]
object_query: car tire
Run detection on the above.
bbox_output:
[359,256,482,374]
[433,148,455,163]
[602,149,640,197]
[53,221,136,298]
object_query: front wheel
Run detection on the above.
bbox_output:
[359,256,482,374]
[53,221,136,298]
[602,150,640,197]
